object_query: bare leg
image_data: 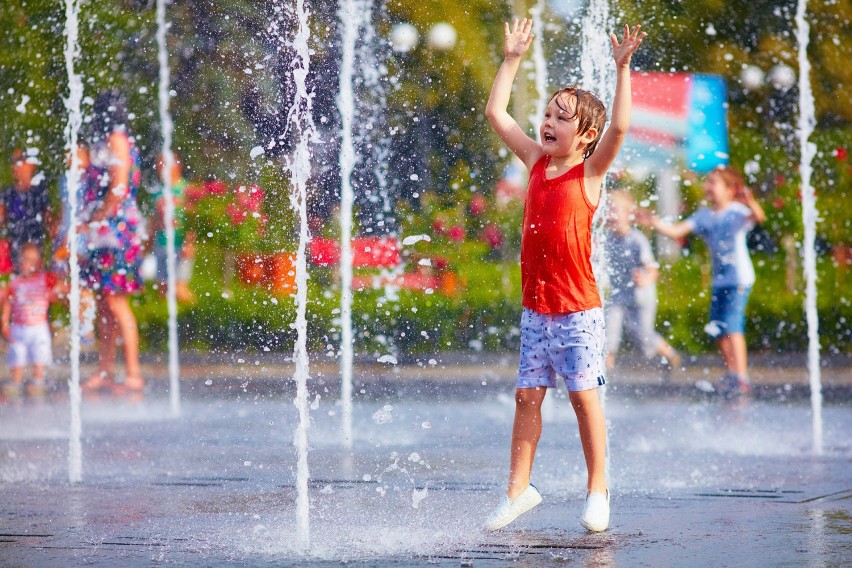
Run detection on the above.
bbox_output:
[97,295,118,378]
[569,388,607,494]
[655,339,681,366]
[717,336,733,374]
[10,366,24,385]
[32,364,45,381]
[105,294,142,386]
[727,333,748,377]
[507,387,547,499]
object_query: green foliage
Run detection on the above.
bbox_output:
[131,242,852,355]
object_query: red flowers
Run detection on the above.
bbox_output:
[834,147,848,161]
[447,225,465,241]
[482,224,504,248]
[223,184,265,226]
[236,184,264,212]
[469,194,487,216]
[204,180,228,196]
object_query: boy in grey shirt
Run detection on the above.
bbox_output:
[604,191,679,371]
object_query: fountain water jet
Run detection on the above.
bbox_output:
[580,0,616,477]
[354,2,399,356]
[336,0,366,449]
[580,0,615,291]
[156,0,181,417]
[529,0,548,139]
[283,0,317,552]
[794,0,823,455]
[62,0,84,485]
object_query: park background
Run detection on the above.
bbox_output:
[0,0,850,362]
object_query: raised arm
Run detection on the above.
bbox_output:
[738,186,766,224]
[586,25,646,179]
[485,18,543,169]
[0,290,10,341]
[650,218,693,241]
[637,208,693,241]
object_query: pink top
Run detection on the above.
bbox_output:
[7,272,56,326]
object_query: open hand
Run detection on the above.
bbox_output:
[634,207,656,228]
[503,18,534,59]
[734,185,755,204]
[610,24,646,68]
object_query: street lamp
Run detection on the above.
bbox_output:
[768,63,796,91]
[740,64,766,92]
[390,23,418,53]
[427,22,457,51]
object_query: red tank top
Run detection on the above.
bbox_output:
[521,156,601,314]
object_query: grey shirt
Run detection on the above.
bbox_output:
[605,228,656,307]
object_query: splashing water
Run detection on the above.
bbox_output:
[580,0,616,476]
[337,0,364,449]
[356,2,400,355]
[62,0,84,485]
[795,0,822,455]
[529,0,548,139]
[156,0,181,416]
[580,0,615,290]
[283,0,317,552]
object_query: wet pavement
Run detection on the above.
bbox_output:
[1,362,851,567]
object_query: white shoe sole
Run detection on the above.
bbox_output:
[484,486,543,531]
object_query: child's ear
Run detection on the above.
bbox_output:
[581,127,598,144]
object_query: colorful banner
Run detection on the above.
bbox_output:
[619,72,729,173]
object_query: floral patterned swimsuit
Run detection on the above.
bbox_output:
[80,134,144,295]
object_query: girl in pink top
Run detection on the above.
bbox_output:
[1,243,63,397]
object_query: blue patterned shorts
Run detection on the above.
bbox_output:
[517,307,606,392]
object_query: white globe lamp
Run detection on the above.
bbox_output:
[427,22,457,51]
[768,63,796,91]
[740,65,765,91]
[390,23,419,53]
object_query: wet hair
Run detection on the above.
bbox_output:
[549,86,607,158]
[709,165,746,193]
[88,89,129,143]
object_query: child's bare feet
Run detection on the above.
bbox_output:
[26,380,47,397]
[115,374,145,394]
[81,371,114,393]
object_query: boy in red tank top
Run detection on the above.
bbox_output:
[483,18,645,533]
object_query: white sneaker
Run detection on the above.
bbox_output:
[580,490,610,532]
[483,484,543,531]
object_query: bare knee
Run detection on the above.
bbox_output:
[569,388,601,415]
[515,387,546,410]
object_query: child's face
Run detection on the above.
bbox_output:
[12,157,36,188]
[539,94,591,158]
[18,248,41,276]
[607,196,634,233]
[703,172,734,206]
